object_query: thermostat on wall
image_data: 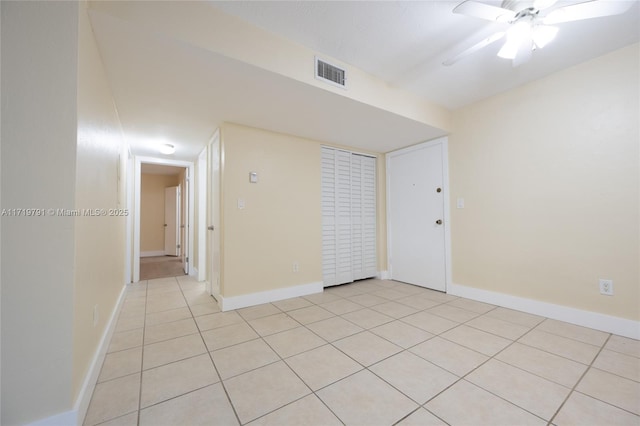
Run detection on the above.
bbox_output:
[249,172,258,183]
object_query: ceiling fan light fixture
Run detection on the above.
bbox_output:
[498,21,532,60]
[532,24,558,49]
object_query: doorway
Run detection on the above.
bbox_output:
[133,157,195,282]
[386,137,451,291]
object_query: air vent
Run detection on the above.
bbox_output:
[315,57,347,89]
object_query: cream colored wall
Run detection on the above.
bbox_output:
[449,44,639,321]
[220,123,322,296]
[88,1,451,133]
[141,173,179,252]
[73,0,128,401]
[220,123,387,298]
[1,2,78,424]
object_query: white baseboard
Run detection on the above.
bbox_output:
[74,284,128,425]
[220,281,324,312]
[26,284,128,426]
[377,270,390,280]
[191,266,198,277]
[140,250,165,257]
[448,283,640,340]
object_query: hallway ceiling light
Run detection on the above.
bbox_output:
[159,144,175,155]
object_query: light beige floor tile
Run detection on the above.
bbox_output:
[248,313,299,336]
[333,331,402,366]
[286,344,362,390]
[94,412,138,426]
[370,351,458,404]
[326,284,367,298]
[519,329,601,364]
[286,305,334,325]
[605,335,640,358]
[114,315,144,333]
[272,297,313,312]
[107,329,143,353]
[536,319,609,346]
[248,394,342,426]
[496,342,587,388]
[140,353,219,408]
[466,315,532,340]
[224,361,311,424]
[468,359,570,420]
[320,298,365,315]
[441,325,512,356]
[428,304,482,323]
[425,380,545,426]
[183,289,217,307]
[576,368,640,415]
[395,295,443,310]
[420,290,458,302]
[263,326,326,358]
[201,322,259,351]
[553,391,640,426]
[342,308,394,329]
[306,316,363,342]
[593,349,640,382]
[317,369,418,425]
[446,298,496,314]
[98,347,142,382]
[145,306,192,326]
[372,288,409,300]
[84,373,140,426]
[393,283,430,295]
[139,383,238,426]
[189,302,221,316]
[212,338,280,379]
[237,303,281,320]
[410,336,488,377]
[485,307,544,327]
[401,311,459,335]
[194,311,243,332]
[143,334,206,370]
[144,318,198,345]
[302,292,342,305]
[369,301,418,319]
[145,296,187,314]
[370,320,434,349]
[397,408,447,425]
[347,293,389,307]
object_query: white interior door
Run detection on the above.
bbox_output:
[208,133,221,300]
[164,186,180,256]
[181,171,189,274]
[387,140,447,291]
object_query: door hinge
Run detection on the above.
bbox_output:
[177,244,181,249]
[186,257,189,263]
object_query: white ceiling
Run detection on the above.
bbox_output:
[89,1,639,160]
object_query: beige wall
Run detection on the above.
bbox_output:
[141,173,179,253]
[73,0,128,402]
[1,2,78,423]
[219,123,387,298]
[449,44,639,321]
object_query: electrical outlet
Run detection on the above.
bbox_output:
[599,279,613,296]
[93,304,99,327]
[292,262,299,273]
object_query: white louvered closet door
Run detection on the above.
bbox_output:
[322,147,376,287]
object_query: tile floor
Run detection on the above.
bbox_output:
[84,277,640,426]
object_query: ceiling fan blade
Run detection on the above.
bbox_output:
[453,0,516,22]
[443,32,506,65]
[543,0,635,24]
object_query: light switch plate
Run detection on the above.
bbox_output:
[249,172,258,183]
[237,198,245,209]
[457,198,465,209]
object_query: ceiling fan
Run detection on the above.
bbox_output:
[444,0,636,67]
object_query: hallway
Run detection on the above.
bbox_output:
[84,278,640,425]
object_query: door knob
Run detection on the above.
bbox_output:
[208,226,215,231]
[436,187,442,193]
[435,219,443,225]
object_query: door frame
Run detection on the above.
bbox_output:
[385,136,452,291]
[132,156,195,283]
